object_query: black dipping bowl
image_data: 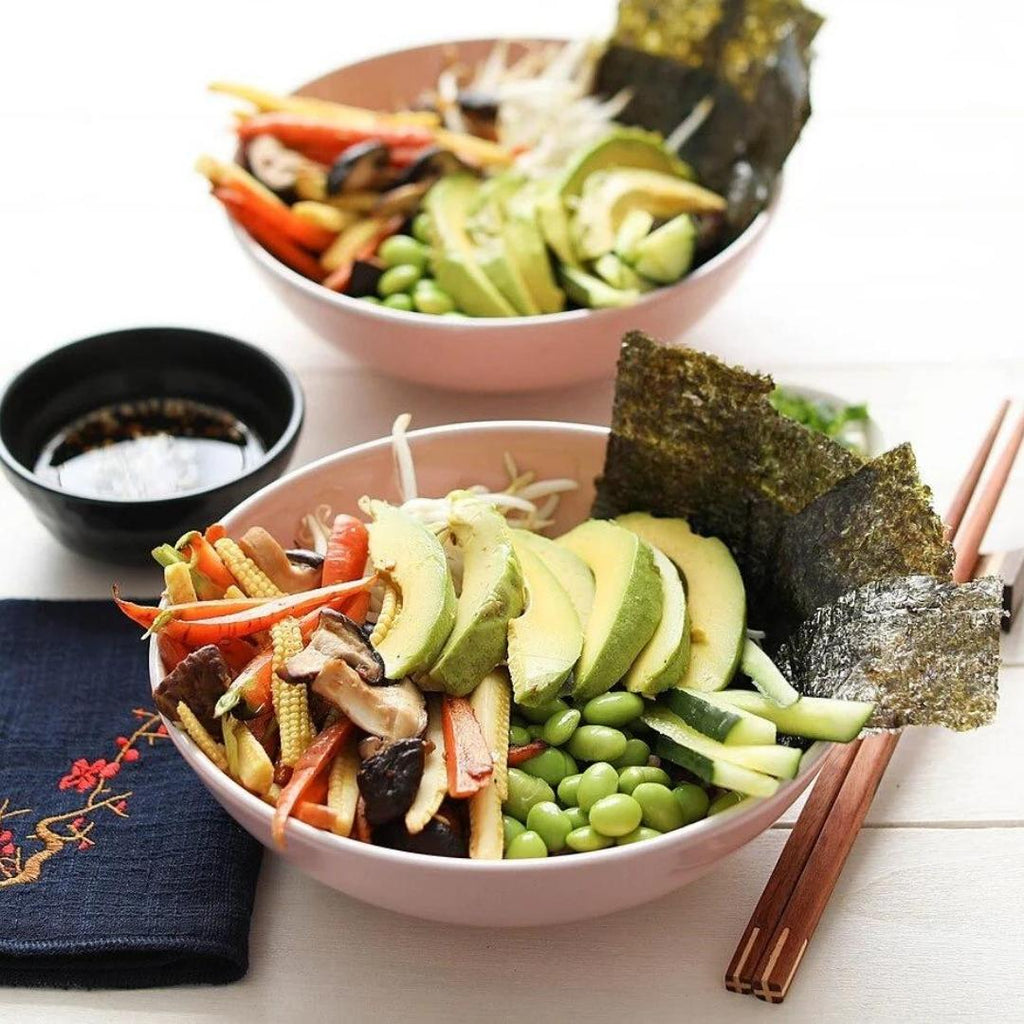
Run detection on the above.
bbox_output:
[0,327,303,563]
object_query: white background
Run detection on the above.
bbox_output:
[1,1,1023,1021]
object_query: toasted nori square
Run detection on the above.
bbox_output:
[594,333,1001,731]
[778,576,1002,731]
[596,0,822,244]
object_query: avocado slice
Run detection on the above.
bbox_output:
[504,186,566,313]
[428,498,525,696]
[617,513,745,693]
[623,544,690,695]
[558,127,694,198]
[478,240,541,316]
[365,500,457,679]
[614,209,655,263]
[423,175,517,317]
[534,182,578,267]
[514,530,595,629]
[632,214,697,284]
[572,169,726,261]
[507,532,583,707]
[555,519,663,700]
[592,253,654,293]
[558,265,640,309]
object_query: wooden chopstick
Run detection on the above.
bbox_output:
[726,400,1021,1003]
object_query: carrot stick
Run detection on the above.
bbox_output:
[204,523,227,544]
[441,696,493,799]
[215,181,335,251]
[507,741,548,767]
[113,588,275,629]
[293,802,342,831]
[157,632,191,672]
[237,113,432,153]
[176,530,235,591]
[272,718,354,845]
[147,576,375,645]
[322,515,369,585]
[214,188,326,281]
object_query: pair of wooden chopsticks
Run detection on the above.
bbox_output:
[725,399,1024,1004]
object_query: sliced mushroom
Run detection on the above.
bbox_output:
[283,609,385,686]
[239,527,321,594]
[285,548,325,571]
[345,258,385,297]
[311,660,426,740]
[357,737,426,826]
[395,146,473,187]
[154,645,232,735]
[456,92,499,141]
[374,810,468,857]
[372,180,433,219]
[245,135,307,198]
[327,141,392,196]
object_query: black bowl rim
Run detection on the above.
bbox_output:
[0,325,305,509]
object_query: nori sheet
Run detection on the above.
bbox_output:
[596,0,822,244]
[594,334,1001,731]
[777,576,1002,731]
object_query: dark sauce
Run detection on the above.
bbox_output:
[34,398,264,501]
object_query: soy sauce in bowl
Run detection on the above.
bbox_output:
[33,398,265,501]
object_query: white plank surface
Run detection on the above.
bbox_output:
[1,0,1022,1020]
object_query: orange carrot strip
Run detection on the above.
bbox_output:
[237,113,432,153]
[214,188,326,281]
[293,802,341,831]
[157,632,191,672]
[204,523,227,544]
[272,718,354,845]
[441,696,493,799]
[177,531,235,591]
[507,741,548,767]
[215,181,335,251]
[113,588,274,629]
[150,577,376,645]
[322,515,369,585]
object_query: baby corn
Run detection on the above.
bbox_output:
[177,701,228,771]
[215,537,283,598]
[271,617,314,767]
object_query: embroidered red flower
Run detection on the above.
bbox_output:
[113,800,128,814]
[115,736,129,748]
[0,829,11,843]
[59,757,118,792]
[155,723,168,736]
[71,817,86,830]
[123,748,140,763]
[1,843,14,856]
[77,838,94,852]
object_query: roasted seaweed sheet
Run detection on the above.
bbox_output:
[596,0,822,244]
[594,333,1001,731]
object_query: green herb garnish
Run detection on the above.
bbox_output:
[769,388,870,453]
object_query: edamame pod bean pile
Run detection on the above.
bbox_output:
[502,690,718,858]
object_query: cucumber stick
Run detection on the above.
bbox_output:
[708,690,874,743]
[741,639,799,707]
[661,688,776,746]
[642,707,801,779]
[652,735,779,798]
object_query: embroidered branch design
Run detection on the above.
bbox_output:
[0,708,168,887]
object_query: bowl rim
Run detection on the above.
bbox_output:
[152,418,829,872]
[0,325,305,508]
[227,33,781,330]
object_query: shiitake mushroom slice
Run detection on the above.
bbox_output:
[327,141,392,196]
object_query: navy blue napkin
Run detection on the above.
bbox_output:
[0,600,262,989]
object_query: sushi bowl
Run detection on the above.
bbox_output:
[150,420,826,927]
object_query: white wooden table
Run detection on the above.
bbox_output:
[2,1,1023,1020]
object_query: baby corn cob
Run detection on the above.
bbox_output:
[223,584,246,600]
[326,743,360,837]
[369,583,400,647]
[176,701,229,771]
[164,561,197,604]
[214,537,283,598]
[271,617,314,767]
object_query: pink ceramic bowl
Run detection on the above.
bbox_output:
[150,421,824,926]
[229,39,779,394]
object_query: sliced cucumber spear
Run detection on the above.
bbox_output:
[643,706,801,780]
[741,639,800,707]
[707,690,874,743]
[661,688,776,746]
[652,735,779,799]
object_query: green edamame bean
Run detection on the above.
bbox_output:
[617,826,662,846]
[567,725,628,763]
[519,698,569,724]
[503,768,555,822]
[519,746,571,786]
[360,295,382,304]
[557,773,583,807]
[377,263,422,297]
[543,707,581,746]
[505,830,548,859]
[673,783,711,825]
[526,801,572,853]
[526,723,546,740]
[378,234,428,271]
[562,751,579,776]
[617,765,671,795]
[509,724,532,747]
[581,691,645,727]
[577,762,619,812]
[411,212,432,244]
[381,293,413,311]
[565,826,615,853]
[588,793,643,838]
[612,737,651,768]
[709,791,746,816]
[503,814,526,850]
[632,782,686,832]
[412,280,456,315]
[564,806,588,830]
